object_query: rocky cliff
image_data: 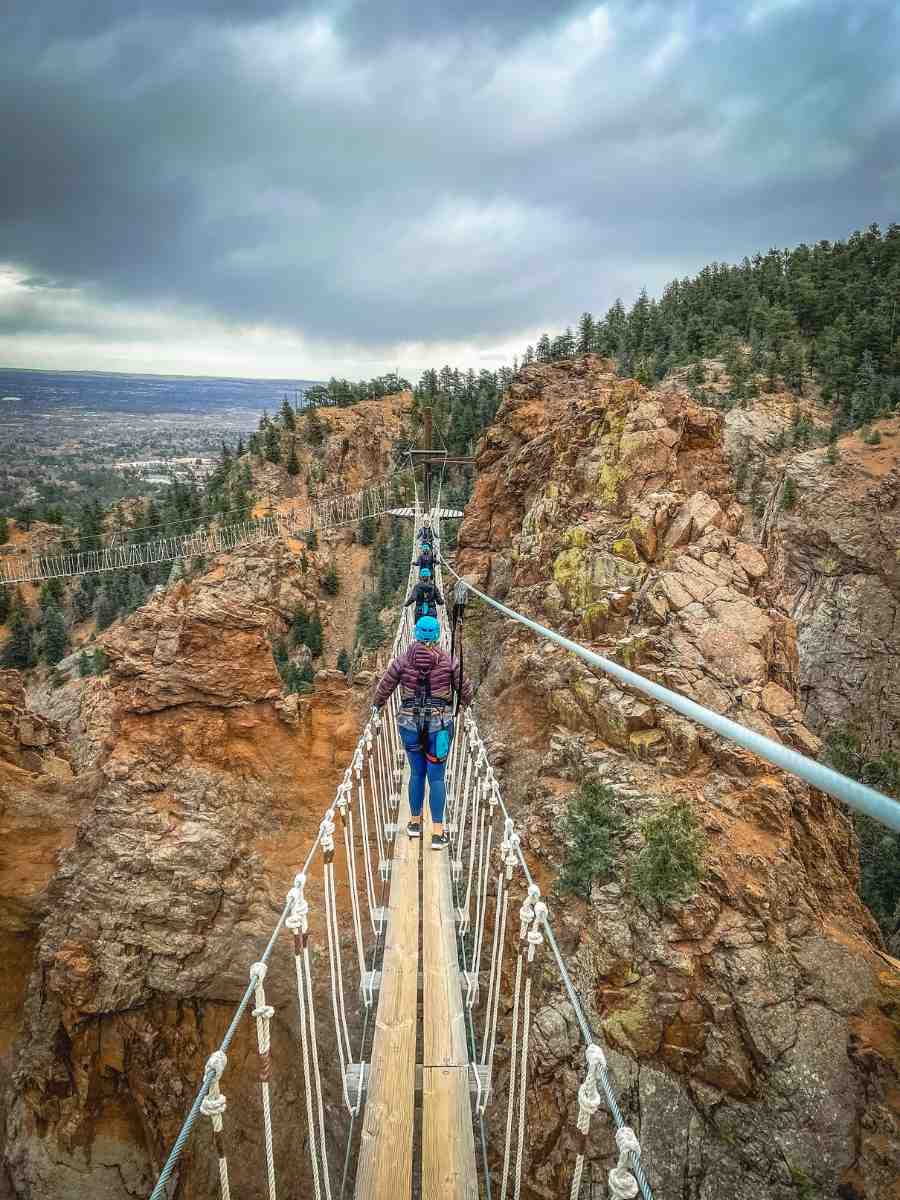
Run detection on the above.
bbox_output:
[2,533,379,1191]
[723,403,900,756]
[456,356,900,1199]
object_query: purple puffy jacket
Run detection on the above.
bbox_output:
[374,642,473,709]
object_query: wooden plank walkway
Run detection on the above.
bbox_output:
[354,788,419,1199]
[421,805,478,1199]
[354,778,478,1199]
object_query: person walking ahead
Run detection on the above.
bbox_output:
[404,568,443,621]
[373,615,473,848]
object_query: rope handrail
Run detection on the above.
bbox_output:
[147,706,403,1199]
[148,494,422,1200]
[441,562,900,834]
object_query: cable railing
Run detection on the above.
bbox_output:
[440,561,900,835]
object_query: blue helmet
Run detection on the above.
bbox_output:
[414,615,440,643]
[420,566,432,579]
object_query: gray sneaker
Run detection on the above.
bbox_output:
[407,820,422,839]
[431,831,449,850]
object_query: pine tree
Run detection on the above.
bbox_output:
[0,586,9,625]
[306,530,318,552]
[322,564,339,596]
[291,606,310,646]
[536,333,552,362]
[577,312,595,355]
[264,422,281,464]
[126,573,146,612]
[3,607,35,668]
[305,408,325,447]
[286,442,300,476]
[337,648,351,674]
[780,476,799,510]
[280,396,296,431]
[306,613,324,657]
[42,602,68,665]
[826,441,840,465]
[0,516,9,543]
[94,586,119,631]
[359,516,377,545]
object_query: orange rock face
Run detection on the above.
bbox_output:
[2,538,369,1197]
[456,357,899,1199]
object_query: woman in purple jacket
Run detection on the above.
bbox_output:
[373,615,473,849]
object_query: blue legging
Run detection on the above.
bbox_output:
[400,725,448,823]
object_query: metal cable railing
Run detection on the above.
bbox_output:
[441,562,900,834]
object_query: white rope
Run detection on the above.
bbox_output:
[469,783,497,1000]
[514,900,546,1200]
[569,1044,606,1200]
[303,875,333,1200]
[200,1050,231,1200]
[451,740,473,862]
[366,732,387,867]
[481,826,517,1077]
[286,875,325,1200]
[250,962,277,1200]
[355,753,380,933]
[460,772,484,934]
[321,815,357,1116]
[337,783,369,1004]
[499,886,537,1200]
[373,719,393,838]
[609,1127,641,1199]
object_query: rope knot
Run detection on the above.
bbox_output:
[585,1043,607,1073]
[615,1126,640,1159]
[253,1003,275,1021]
[608,1126,641,1199]
[320,814,336,853]
[200,1091,227,1118]
[249,961,268,984]
[518,884,540,938]
[206,1050,227,1080]
[285,874,309,933]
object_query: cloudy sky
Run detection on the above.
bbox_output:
[1,0,898,381]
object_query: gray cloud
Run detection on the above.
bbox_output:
[1,0,898,371]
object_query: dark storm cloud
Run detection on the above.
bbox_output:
[1,0,898,358]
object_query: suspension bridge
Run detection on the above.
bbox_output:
[146,504,652,1200]
[14,414,876,1200]
[0,475,405,586]
[141,488,900,1200]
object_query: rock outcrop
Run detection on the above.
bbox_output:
[457,356,900,1199]
[2,539,368,1198]
[748,415,900,756]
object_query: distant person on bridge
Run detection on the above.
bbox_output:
[418,520,434,545]
[372,615,473,849]
[415,543,438,570]
[404,567,443,620]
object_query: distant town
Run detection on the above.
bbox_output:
[0,366,320,522]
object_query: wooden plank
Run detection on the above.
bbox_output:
[421,805,478,1199]
[354,779,418,1200]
